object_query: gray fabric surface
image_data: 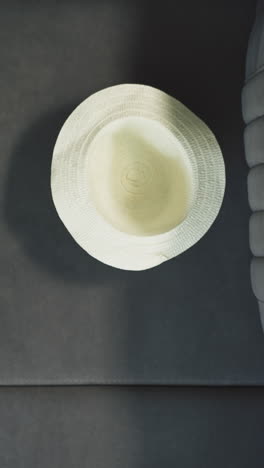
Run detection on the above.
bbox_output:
[0,386,264,468]
[251,257,264,301]
[242,70,264,123]
[258,300,264,329]
[246,0,264,79]
[249,211,264,255]
[243,1,264,323]
[244,116,264,167]
[248,165,264,211]
[1,0,263,385]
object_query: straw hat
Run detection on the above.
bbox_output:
[51,84,225,271]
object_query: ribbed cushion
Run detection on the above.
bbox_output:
[251,257,264,301]
[258,300,264,330]
[242,70,264,124]
[248,165,264,211]
[250,212,264,256]
[245,1,264,80]
[244,116,264,167]
[243,2,264,332]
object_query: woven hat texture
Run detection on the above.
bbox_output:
[51,84,225,271]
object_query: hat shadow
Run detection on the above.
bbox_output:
[4,105,122,284]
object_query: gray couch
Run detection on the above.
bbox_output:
[243,0,264,330]
[0,1,264,467]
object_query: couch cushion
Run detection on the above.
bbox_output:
[0,386,264,468]
[248,165,264,211]
[244,116,264,167]
[1,0,263,386]
[258,300,264,330]
[250,212,264,255]
[251,257,264,301]
[242,70,264,124]
[245,0,264,80]
[243,1,264,333]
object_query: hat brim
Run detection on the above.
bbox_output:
[51,84,225,271]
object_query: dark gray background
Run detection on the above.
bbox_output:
[1,0,264,384]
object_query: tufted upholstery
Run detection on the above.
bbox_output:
[249,211,264,255]
[244,117,264,167]
[242,0,264,326]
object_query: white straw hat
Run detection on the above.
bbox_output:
[51,84,225,271]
